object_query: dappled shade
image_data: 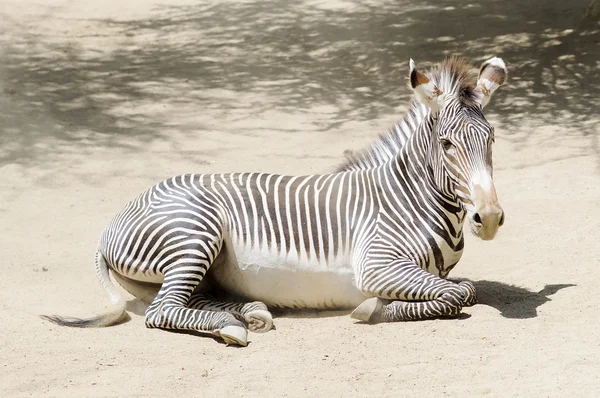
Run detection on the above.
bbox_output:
[0,0,598,167]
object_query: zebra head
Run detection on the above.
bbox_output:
[409,56,508,241]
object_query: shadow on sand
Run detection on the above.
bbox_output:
[124,280,576,321]
[1,0,598,169]
[473,281,576,319]
[273,281,577,320]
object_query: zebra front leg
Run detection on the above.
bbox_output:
[145,268,248,346]
[352,258,476,323]
[455,280,477,307]
[380,288,470,322]
[188,292,275,333]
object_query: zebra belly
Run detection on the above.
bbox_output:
[210,244,366,309]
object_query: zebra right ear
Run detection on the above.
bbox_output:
[409,59,444,113]
[474,57,507,108]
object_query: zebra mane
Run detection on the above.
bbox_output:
[337,56,479,172]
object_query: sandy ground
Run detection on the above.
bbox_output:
[1,0,599,396]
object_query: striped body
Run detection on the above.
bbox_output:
[42,56,508,346]
[100,163,465,309]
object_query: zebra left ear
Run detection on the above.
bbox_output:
[475,57,508,108]
[409,59,444,113]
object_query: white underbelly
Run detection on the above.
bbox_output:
[211,243,366,309]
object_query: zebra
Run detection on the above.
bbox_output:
[42,56,508,346]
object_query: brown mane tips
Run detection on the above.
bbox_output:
[440,56,476,76]
[427,55,479,105]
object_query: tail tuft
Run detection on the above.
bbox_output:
[40,299,127,328]
[40,250,128,328]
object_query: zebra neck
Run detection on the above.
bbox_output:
[336,102,431,171]
[384,117,466,236]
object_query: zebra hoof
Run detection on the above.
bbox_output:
[458,281,478,307]
[351,297,384,323]
[219,325,248,347]
[244,309,275,333]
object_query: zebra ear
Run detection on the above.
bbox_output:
[409,59,443,112]
[475,57,507,108]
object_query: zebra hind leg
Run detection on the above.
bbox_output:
[188,292,275,333]
[145,268,249,346]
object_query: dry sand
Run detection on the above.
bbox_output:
[1,0,599,396]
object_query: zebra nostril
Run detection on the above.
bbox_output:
[472,212,482,225]
[499,211,505,226]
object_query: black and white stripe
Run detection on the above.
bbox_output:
[42,56,507,345]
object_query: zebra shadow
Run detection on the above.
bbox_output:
[125,299,354,320]
[470,280,576,319]
[123,281,575,321]
[125,299,151,317]
[269,282,576,320]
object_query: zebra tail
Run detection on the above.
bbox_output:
[40,250,127,328]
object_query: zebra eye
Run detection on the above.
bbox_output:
[440,139,454,151]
